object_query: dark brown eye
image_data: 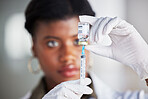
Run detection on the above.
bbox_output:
[73,39,79,46]
[47,41,59,47]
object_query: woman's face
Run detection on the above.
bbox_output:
[32,17,89,84]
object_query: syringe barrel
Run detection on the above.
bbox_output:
[80,55,86,80]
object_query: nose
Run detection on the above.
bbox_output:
[59,42,76,64]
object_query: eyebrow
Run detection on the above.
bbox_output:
[44,36,60,40]
[44,34,78,40]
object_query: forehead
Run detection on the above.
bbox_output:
[35,17,79,38]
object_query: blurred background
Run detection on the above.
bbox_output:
[0,0,148,98]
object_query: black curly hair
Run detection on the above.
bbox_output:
[25,0,95,37]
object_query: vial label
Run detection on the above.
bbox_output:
[78,22,90,43]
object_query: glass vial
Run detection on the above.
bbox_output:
[78,22,90,45]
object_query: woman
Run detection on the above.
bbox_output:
[24,0,148,99]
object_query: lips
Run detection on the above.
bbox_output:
[58,64,79,77]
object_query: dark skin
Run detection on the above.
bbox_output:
[32,17,89,91]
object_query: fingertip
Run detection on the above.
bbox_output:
[85,86,93,94]
[84,78,92,85]
[85,78,91,83]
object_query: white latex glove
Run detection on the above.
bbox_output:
[79,15,148,79]
[42,78,93,99]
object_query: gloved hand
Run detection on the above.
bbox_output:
[79,15,148,79]
[42,78,93,99]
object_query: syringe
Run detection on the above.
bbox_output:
[80,45,86,85]
[78,22,90,85]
